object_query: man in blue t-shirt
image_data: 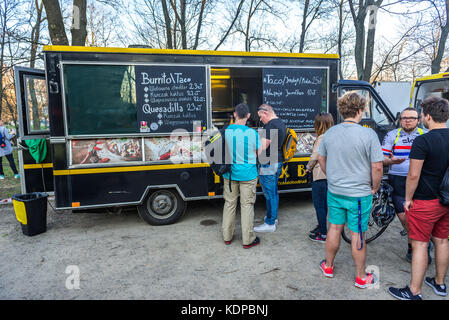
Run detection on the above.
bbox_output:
[222,104,262,249]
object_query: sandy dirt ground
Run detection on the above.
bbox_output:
[0,192,447,300]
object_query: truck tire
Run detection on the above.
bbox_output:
[138,189,186,225]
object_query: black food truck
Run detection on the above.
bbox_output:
[14,46,397,225]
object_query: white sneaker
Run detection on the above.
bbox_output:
[254,223,276,233]
[264,217,279,225]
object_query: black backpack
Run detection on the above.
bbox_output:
[205,126,232,190]
[439,167,449,206]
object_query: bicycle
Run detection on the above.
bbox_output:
[341,179,396,244]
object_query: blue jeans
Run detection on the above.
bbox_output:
[312,179,328,235]
[259,163,283,225]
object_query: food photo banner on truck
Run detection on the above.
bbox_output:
[135,65,208,134]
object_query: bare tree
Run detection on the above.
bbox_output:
[430,0,449,74]
[71,0,87,46]
[42,0,69,45]
[348,0,383,81]
[43,0,87,46]
[233,0,286,52]
[129,0,215,50]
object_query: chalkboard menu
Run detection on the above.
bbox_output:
[262,68,327,129]
[135,65,207,134]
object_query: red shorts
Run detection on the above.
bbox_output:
[406,199,449,242]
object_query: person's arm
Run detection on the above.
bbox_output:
[260,137,271,151]
[404,159,424,211]
[306,136,322,172]
[318,155,326,176]
[383,156,406,166]
[371,161,383,194]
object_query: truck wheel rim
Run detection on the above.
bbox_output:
[147,191,177,219]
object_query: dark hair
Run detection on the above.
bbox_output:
[421,96,449,123]
[235,103,250,119]
[314,112,334,136]
[337,91,366,119]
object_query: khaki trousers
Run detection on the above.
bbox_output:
[222,178,257,246]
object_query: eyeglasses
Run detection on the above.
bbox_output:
[258,107,268,112]
[400,117,419,121]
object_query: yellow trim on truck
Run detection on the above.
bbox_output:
[50,157,311,176]
[23,163,53,169]
[43,45,339,60]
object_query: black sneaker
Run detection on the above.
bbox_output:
[243,236,260,249]
[309,225,320,236]
[309,232,326,243]
[425,277,447,297]
[388,286,422,300]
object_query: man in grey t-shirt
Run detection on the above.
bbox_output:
[317,91,384,289]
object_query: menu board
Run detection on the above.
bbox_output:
[135,65,207,134]
[262,68,326,129]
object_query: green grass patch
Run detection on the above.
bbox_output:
[0,148,21,199]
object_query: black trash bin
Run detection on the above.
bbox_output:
[12,192,48,236]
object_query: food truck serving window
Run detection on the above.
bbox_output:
[63,64,208,136]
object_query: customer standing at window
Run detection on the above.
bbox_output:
[306,113,334,242]
[253,104,286,233]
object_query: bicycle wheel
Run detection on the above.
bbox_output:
[341,210,391,244]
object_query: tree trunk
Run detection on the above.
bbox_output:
[30,0,44,68]
[349,0,382,81]
[71,0,87,46]
[193,0,206,50]
[161,0,173,49]
[214,0,245,51]
[338,0,344,79]
[180,0,187,49]
[0,3,7,119]
[43,0,69,45]
[431,0,449,74]
[245,0,255,52]
[30,0,44,130]
[299,0,309,53]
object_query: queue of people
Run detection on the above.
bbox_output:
[220,92,449,300]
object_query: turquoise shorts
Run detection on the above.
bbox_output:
[327,191,373,233]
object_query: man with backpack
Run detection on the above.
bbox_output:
[389,96,449,300]
[221,103,262,249]
[253,104,286,233]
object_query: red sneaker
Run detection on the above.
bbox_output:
[355,273,377,289]
[319,259,334,278]
[243,237,260,249]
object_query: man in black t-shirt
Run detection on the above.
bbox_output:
[389,96,449,300]
[253,104,286,233]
